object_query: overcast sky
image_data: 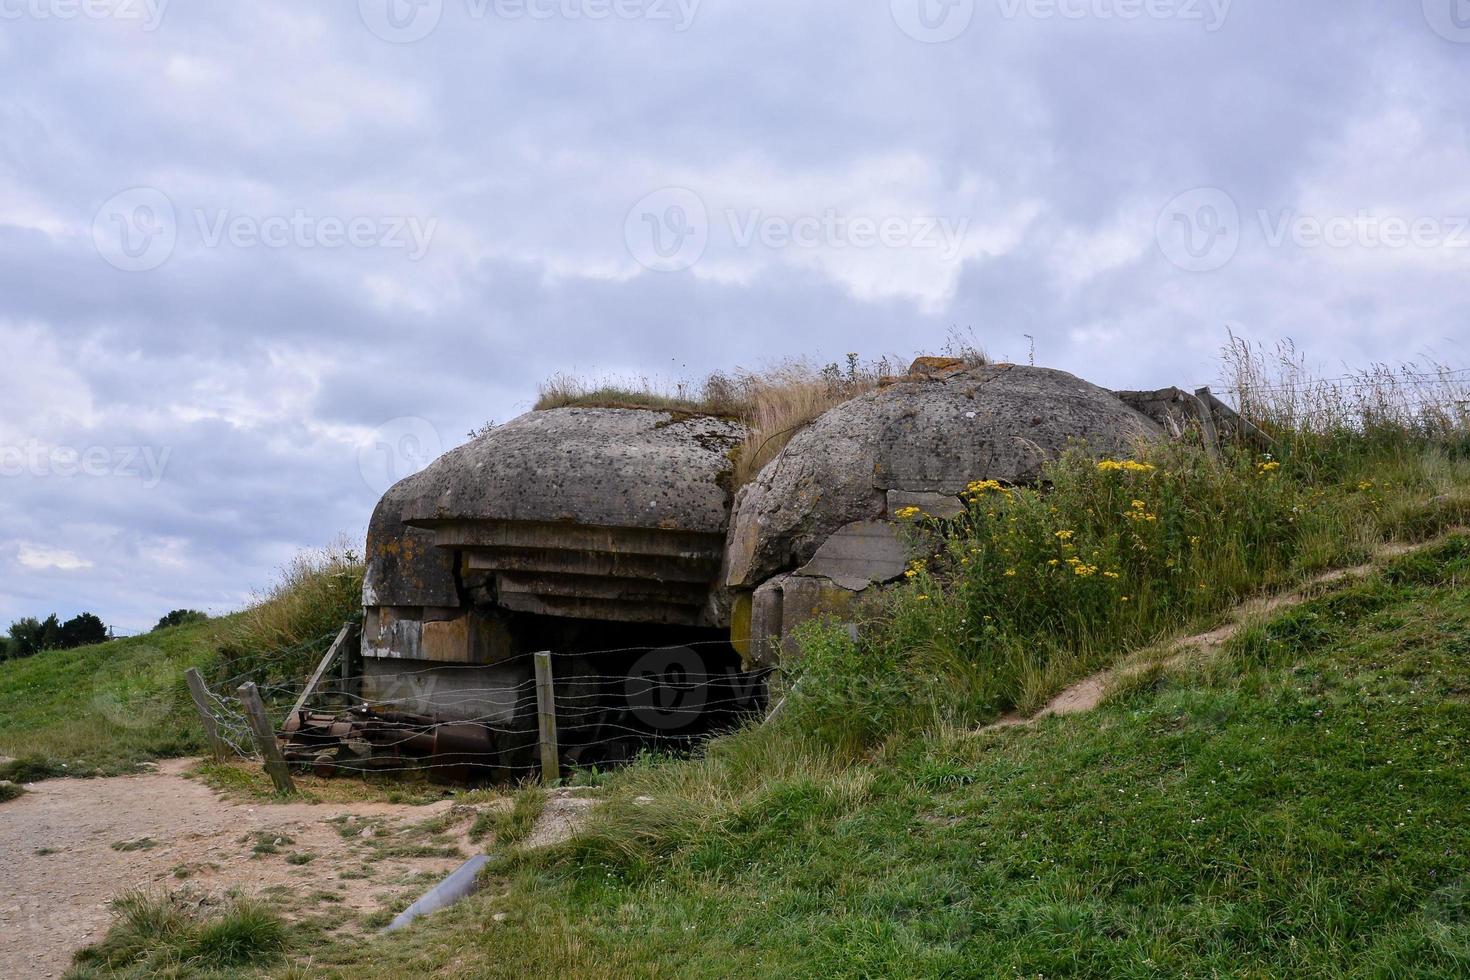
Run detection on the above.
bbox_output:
[1,0,1467,633]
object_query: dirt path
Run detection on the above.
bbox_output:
[0,759,482,979]
[985,533,1460,732]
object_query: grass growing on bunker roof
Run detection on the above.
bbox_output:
[533,335,990,487]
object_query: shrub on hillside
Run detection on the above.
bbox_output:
[152,609,209,632]
[785,433,1466,746]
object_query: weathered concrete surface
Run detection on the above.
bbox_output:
[792,520,910,592]
[886,489,966,520]
[725,363,1164,589]
[742,573,878,667]
[362,408,748,654]
[363,467,460,609]
[400,408,744,532]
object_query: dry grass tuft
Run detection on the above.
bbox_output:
[534,332,989,486]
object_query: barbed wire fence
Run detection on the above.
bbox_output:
[182,627,780,791]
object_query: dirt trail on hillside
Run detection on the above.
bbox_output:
[0,760,481,979]
[985,533,1461,732]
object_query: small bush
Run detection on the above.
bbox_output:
[0,780,23,803]
[470,785,547,846]
[75,891,287,973]
[0,756,68,783]
[153,609,209,632]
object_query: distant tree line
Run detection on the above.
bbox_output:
[0,608,209,662]
[1,612,110,660]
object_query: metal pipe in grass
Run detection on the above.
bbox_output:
[382,854,491,933]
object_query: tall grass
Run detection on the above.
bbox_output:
[1221,332,1470,465]
[215,537,364,688]
[72,890,287,975]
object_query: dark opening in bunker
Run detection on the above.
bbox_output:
[289,609,769,784]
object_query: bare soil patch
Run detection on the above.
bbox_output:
[0,759,487,979]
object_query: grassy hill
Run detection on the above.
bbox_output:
[0,619,222,780]
[314,535,1470,977]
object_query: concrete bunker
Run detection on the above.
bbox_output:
[301,359,1258,781]
[342,408,763,779]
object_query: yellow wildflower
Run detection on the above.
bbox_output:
[965,479,1004,495]
[1055,530,1074,541]
[895,505,923,520]
[1004,568,1016,577]
[1258,461,1281,473]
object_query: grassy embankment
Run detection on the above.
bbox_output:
[298,535,1470,978]
[24,344,1470,976]
[294,349,1470,978]
[0,543,363,783]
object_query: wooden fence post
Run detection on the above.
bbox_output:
[237,681,296,795]
[184,668,228,761]
[285,622,358,731]
[533,651,559,784]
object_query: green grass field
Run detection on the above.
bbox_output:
[0,619,222,780]
[303,536,1470,978]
